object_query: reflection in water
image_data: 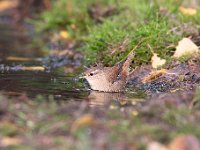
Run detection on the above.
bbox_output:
[87,91,144,107]
[88,91,126,106]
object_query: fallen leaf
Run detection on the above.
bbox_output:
[71,114,95,132]
[59,30,69,39]
[173,38,199,58]
[1,137,22,147]
[109,105,117,110]
[6,56,35,61]
[50,49,74,57]
[170,89,182,93]
[0,0,19,12]
[179,6,197,16]
[147,142,169,150]
[169,135,200,150]
[142,69,167,83]
[131,111,138,116]
[21,66,45,71]
[151,53,166,69]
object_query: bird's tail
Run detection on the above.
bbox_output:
[120,52,135,80]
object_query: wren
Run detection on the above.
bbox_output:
[83,53,135,92]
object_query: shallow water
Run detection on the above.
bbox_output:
[0,71,87,100]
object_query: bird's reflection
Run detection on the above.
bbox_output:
[87,91,128,107]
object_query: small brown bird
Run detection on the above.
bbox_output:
[83,52,135,92]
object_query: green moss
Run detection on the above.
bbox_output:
[82,1,180,66]
[82,19,133,65]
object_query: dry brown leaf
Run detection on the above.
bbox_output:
[71,114,95,132]
[151,53,166,69]
[173,38,199,58]
[179,6,197,16]
[0,0,19,12]
[142,69,167,83]
[1,137,22,147]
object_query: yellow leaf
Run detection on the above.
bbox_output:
[109,105,117,110]
[179,6,197,16]
[131,111,138,116]
[173,38,199,58]
[71,114,95,132]
[151,53,166,69]
[1,137,22,147]
[0,0,18,12]
[6,56,35,61]
[21,66,45,71]
[142,69,167,83]
[59,30,69,39]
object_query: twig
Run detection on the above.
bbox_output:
[147,44,154,54]
[120,37,148,62]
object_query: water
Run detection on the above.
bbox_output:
[0,71,87,100]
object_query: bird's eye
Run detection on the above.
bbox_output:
[89,73,94,76]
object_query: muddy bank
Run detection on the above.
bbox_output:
[128,55,200,94]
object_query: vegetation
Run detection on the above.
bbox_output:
[35,0,200,66]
